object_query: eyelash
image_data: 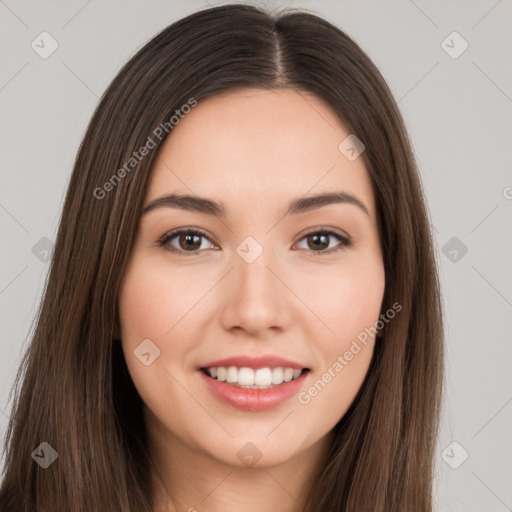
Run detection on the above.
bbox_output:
[158,227,351,257]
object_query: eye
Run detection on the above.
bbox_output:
[158,228,216,255]
[294,229,351,254]
[158,227,351,256]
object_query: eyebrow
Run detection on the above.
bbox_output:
[142,191,370,217]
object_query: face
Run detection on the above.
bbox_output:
[118,88,385,470]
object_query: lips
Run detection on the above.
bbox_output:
[197,354,311,411]
[199,355,308,370]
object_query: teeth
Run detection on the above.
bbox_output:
[255,368,272,386]
[283,368,294,382]
[204,366,306,388]
[226,366,238,383]
[238,367,255,386]
[271,367,283,384]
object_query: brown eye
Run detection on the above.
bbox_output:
[295,230,351,253]
[159,229,215,254]
[306,233,330,251]
[178,233,202,251]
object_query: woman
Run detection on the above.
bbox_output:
[0,4,444,511]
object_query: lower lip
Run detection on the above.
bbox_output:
[198,370,309,411]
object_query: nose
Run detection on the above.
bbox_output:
[219,249,292,337]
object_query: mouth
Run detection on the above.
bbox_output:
[198,364,311,411]
[200,366,310,389]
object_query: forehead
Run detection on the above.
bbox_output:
[145,87,375,217]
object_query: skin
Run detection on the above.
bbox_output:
[118,87,385,512]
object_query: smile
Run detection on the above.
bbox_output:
[202,366,307,388]
[199,366,310,411]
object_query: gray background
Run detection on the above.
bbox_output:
[1,0,511,510]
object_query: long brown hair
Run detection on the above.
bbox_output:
[0,4,443,511]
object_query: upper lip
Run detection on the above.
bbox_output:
[199,355,308,370]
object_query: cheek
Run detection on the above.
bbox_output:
[118,259,209,341]
[301,255,385,342]
[295,256,384,418]
[117,261,201,420]
[117,261,197,389]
